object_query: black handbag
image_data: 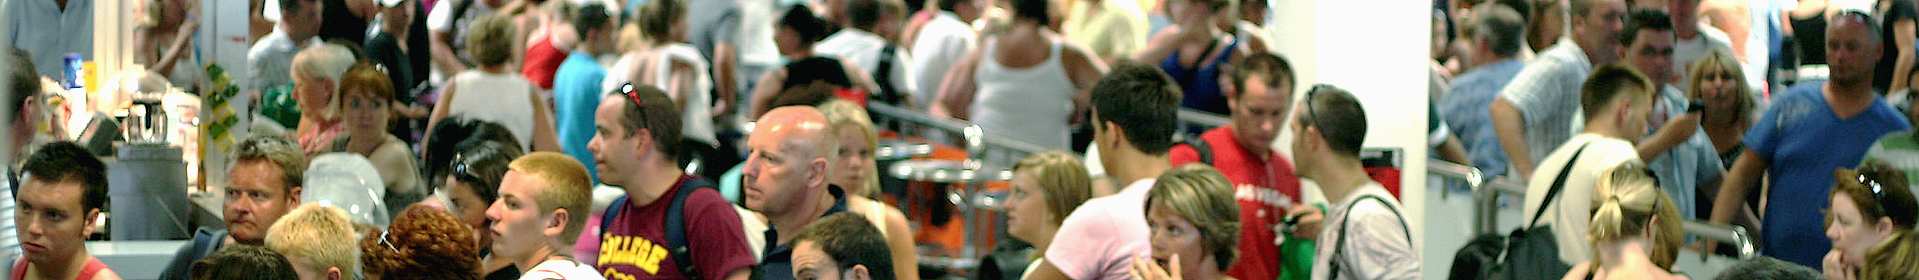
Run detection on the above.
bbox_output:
[1449,143,1590,280]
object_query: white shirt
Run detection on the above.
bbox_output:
[2,0,90,78]
[1500,38,1594,167]
[1311,183,1418,280]
[1672,24,1735,85]
[247,30,318,92]
[518,259,605,280]
[447,71,538,151]
[908,12,977,107]
[1521,133,1641,264]
[646,44,719,146]
[816,29,918,102]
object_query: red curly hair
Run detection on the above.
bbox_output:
[361,205,482,280]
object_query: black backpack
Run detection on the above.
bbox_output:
[1180,137,1217,165]
[601,177,716,278]
[1449,144,1590,280]
[1326,194,1411,280]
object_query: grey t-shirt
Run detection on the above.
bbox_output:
[687,0,741,63]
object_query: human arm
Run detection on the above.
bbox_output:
[1891,19,1916,92]
[931,48,982,120]
[430,29,469,75]
[422,81,458,148]
[1440,135,1471,165]
[715,43,739,118]
[144,10,202,79]
[1491,98,1535,179]
[529,84,560,152]
[748,68,787,118]
[882,207,919,280]
[1637,110,1703,161]
[1061,44,1109,126]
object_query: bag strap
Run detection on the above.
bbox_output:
[665,177,714,279]
[873,45,902,105]
[1328,194,1410,280]
[1183,137,1215,165]
[1530,143,1593,228]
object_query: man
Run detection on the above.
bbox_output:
[426,0,505,78]
[1165,53,1299,280]
[249,0,325,94]
[688,0,742,119]
[1612,9,1723,221]
[790,213,893,280]
[160,135,306,280]
[1490,0,1627,179]
[587,84,755,280]
[906,0,984,107]
[486,152,601,279]
[264,204,361,280]
[553,3,615,184]
[0,49,37,278]
[1523,64,1655,265]
[1026,62,1180,280]
[1,0,91,79]
[1708,11,1911,267]
[743,105,849,280]
[816,0,917,107]
[1289,86,1416,280]
[1664,0,1735,84]
[1440,4,1525,180]
[13,142,118,280]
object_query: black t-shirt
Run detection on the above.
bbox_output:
[364,32,416,100]
[319,0,372,46]
[1792,12,1827,66]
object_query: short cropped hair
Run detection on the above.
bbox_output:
[1474,4,1526,57]
[1146,164,1242,270]
[361,205,481,280]
[5,49,35,120]
[1011,0,1051,23]
[794,213,896,280]
[1579,64,1655,121]
[1571,0,1607,17]
[574,3,613,40]
[606,83,684,161]
[1230,53,1296,99]
[508,152,594,240]
[466,15,517,67]
[191,245,300,280]
[1298,85,1367,157]
[279,0,314,14]
[1091,62,1183,155]
[846,0,885,31]
[233,135,306,192]
[780,5,832,46]
[22,142,108,213]
[291,43,356,119]
[1619,8,1673,46]
[265,204,364,277]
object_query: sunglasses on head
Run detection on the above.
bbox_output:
[613,82,652,129]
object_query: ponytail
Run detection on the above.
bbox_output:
[1587,163,1665,269]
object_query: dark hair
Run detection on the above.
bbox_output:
[938,0,962,12]
[1712,257,1822,280]
[191,245,300,280]
[5,49,34,123]
[22,141,108,212]
[1570,0,1606,18]
[1230,53,1295,99]
[846,0,884,31]
[780,5,831,46]
[1618,8,1673,46]
[1298,85,1366,157]
[362,205,481,280]
[1832,160,1918,229]
[573,3,612,42]
[1011,0,1050,24]
[639,0,685,42]
[607,83,683,161]
[279,0,313,14]
[1475,4,1527,57]
[1580,64,1655,121]
[423,117,521,190]
[794,213,896,280]
[1091,62,1182,155]
[447,140,521,203]
[769,81,841,111]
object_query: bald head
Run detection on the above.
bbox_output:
[754,106,837,161]
[744,106,839,219]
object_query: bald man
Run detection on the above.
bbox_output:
[744,106,847,280]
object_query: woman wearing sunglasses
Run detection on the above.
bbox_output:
[1822,161,1919,280]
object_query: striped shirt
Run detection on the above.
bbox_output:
[1500,38,1594,167]
[1868,132,1919,190]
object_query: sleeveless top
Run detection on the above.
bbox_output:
[646,43,719,146]
[782,56,856,90]
[319,0,371,45]
[1790,13,1827,66]
[972,39,1076,151]
[448,71,538,151]
[11,256,108,280]
[522,36,567,90]
[1159,37,1240,115]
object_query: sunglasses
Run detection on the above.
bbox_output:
[613,82,652,132]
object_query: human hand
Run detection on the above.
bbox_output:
[1287,205,1324,240]
[1824,250,1856,280]
[1128,255,1180,280]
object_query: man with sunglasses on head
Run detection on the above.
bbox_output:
[585,84,755,280]
[1523,64,1656,266]
[1708,11,1912,267]
[1281,85,1416,280]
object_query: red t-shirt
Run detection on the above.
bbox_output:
[595,176,756,280]
[1167,126,1302,280]
[522,36,566,90]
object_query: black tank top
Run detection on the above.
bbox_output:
[1791,13,1827,66]
[781,56,855,90]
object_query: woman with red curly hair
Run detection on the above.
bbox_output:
[361,204,482,280]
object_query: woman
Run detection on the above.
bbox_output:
[1879,0,1918,93]
[934,0,1104,151]
[818,100,918,280]
[612,0,719,156]
[1687,50,1755,167]
[748,5,881,118]
[335,62,427,218]
[1860,227,1919,279]
[1002,151,1095,278]
[1821,162,1918,280]
[134,0,203,91]
[1132,0,1247,115]
[440,140,525,280]
[361,205,483,280]
[1130,164,1239,280]
[1562,163,1687,280]
[427,14,562,153]
[291,44,358,155]
[519,0,572,90]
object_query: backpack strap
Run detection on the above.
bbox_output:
[1328,194,1410,280]
[664,177,714,279]
[873,45,902,105]
[1530,143,1593,228]
[1183,137,1215,165]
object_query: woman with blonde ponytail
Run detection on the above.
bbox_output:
[1822,161,1918,280]
[1563,163,1687,280]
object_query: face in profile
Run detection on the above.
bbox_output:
[226,160,299,244]
[1004,169,1057,244]
[588,100,640,187]
[486,171,558,260]
[1827,193,1890,265]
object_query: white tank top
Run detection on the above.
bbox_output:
[970,39,1075,151]
[645,44,718,146]
[448,71,538,151]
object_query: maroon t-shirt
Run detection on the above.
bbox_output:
[596,176,756,280]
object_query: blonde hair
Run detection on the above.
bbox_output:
[1588,163,1683,269]
[1012,151,1092,225]
[1863,231,1919,279]
[266,204,363,277]
[817,100,880,197]
[1145,164,1241,270]
[466,15,517,67]
[1685,49,1754,121]
[291,43,355,119]
[507,152,594,241]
